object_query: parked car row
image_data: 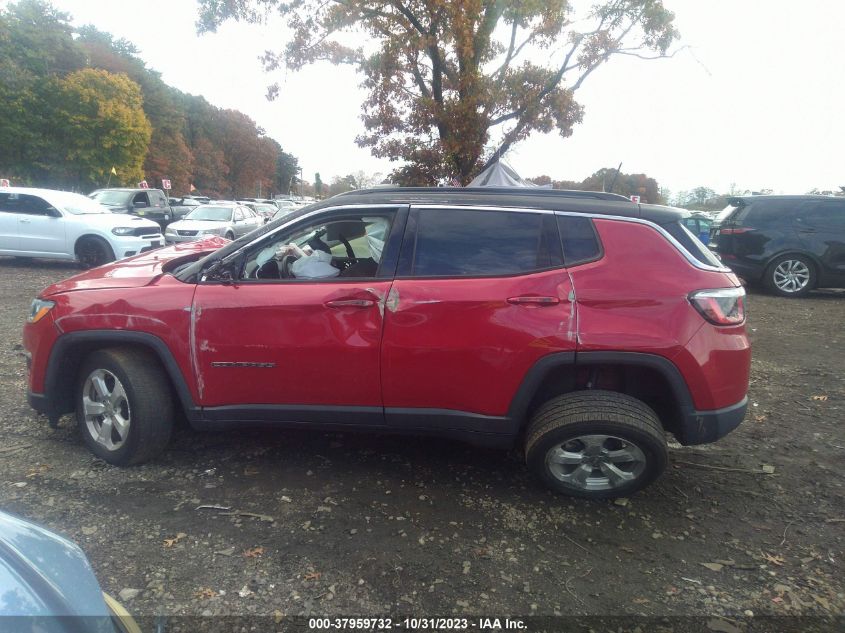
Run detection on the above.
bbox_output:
[1,186,163,267]
[709,194,845,297]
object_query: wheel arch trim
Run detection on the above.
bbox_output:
[41,330,197,422]
[507,351,695,426]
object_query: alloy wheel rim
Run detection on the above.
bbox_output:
[773,259,810,293]
[82,369,131,451]
[545,434,647,491]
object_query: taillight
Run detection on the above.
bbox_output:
[719,227,754,235]
[689,287,746,325]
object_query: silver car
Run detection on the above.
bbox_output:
[164,204,262,243]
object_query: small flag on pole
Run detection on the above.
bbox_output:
[110,166,117,175]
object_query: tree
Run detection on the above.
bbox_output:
[314,172,323,198]
[42,69,151,188]
[198,0,677,184]
[275,148,299,194]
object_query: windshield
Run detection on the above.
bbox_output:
[185,206,233,221]
[55,192,111,214]
[89,190,129,205]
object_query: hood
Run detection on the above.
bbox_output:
[167,219,230,232]
[73,212,160,232]
[40,236,228,296]
[0,510,110,619]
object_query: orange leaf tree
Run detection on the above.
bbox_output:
[198,0,678,184]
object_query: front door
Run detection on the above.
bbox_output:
[15,194,66,255]
[381,206,577,433]
[191,207,406,425]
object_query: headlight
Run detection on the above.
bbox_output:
[165,227,177,234]
[28,299,55,323]
[111,227,135,236]
[201,227,226,236]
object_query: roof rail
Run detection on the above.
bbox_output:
[336,186,632,202]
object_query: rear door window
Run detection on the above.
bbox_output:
[409,208,561,277]
[796,200,845,230]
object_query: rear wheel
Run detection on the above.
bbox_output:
[76,236,115,268]
[525,390,668,499]
[764,254,815,297]
[76,348,174,465]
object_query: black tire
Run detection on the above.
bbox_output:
[224,231,235,240]
[75,348,174,465]
[763,254,815,297]
[76,236,115,269]
[525,390,668,499]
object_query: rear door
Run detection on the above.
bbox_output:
[0,193,20,251]
[380,206,576,434]
[795,199,845,282]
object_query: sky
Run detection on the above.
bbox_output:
[24,0,845,198]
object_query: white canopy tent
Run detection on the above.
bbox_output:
[468,159,549,188]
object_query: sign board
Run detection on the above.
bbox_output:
[630,195,641,203]
[0,179,9,187]
[161,179,171,190]
[138,180,149,189]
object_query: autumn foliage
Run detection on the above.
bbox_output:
[0,0,298,196]
[199,0,678,184]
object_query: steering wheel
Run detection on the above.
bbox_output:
[278,254,299,279]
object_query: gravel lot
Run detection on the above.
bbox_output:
[0,257,843,628]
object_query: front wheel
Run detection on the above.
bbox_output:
[764,254,815,297]
[525,390,668,499]
[76,237,114,269]
[224,231,235,240]
[76,348,174,465]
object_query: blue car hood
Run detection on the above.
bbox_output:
[0,510,111,619]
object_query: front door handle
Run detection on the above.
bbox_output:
[19,218,31,224]
[325,299,375,309]
[507,296,560,306]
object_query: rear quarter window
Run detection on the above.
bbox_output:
[556,215,602,265]
[734,200,799,228]
[663,221,724,268]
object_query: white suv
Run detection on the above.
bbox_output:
[0,187,163,267]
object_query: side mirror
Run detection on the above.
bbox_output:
[47,207,62,218]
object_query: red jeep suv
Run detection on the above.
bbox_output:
[23,188,750,499]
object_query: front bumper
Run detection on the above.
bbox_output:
[110,234,164,259]
[676,396,748,445]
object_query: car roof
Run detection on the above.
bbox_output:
[1,186,78,196]
[91,188,160,193]
[729,194,838,205]
[312,187,687,224]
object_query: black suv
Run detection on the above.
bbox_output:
[89,188,175,228]
[712,195,845,296]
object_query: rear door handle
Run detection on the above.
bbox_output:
[325,299,375,309]
[507,296,560,306]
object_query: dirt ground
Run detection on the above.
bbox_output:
[0,257,843,629]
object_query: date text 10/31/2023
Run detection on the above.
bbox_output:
[307,617,527,630]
